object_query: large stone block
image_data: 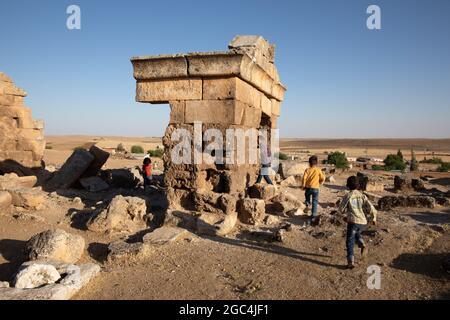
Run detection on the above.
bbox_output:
[202,77,261,108]
[271,99,281,116]
[132,54,188,79]
[185,100,245,125]
[260,94,272,117]
[241,105,262,127]
[82,145,110,177]
[169,101,185,124]
[187,52,244,77]
[136,79,202,103]
[46,149,94,190]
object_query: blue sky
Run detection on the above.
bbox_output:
[1,0,449,138]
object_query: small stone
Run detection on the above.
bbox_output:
[143,226,189,245]
[0,281,10,288]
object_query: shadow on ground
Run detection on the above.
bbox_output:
[0,239,26,282]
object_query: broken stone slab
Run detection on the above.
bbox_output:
[0,173,37,190]
[13,262,61,289]
[378,195,436,211]
[0,262,100,300]
[248,184,278,201]
[101,168,140,188]
[8,187,45,209]
[0,160,35,177]
[46,149,94,190]
[107,240,152,263]
[196,211,238,236]
[143,226,189,245]
[87,195,149,233]
[218,194,237,215]
[79,176,109,192]
[237,198,265,225]
[0,281,9,288]
[24,229,85,264]
[82,145,110,178]
[0,190,12,211]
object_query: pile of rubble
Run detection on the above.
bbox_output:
[0,229,100,300]
[0,72,44,168]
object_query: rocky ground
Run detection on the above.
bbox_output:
[1,167,449,300]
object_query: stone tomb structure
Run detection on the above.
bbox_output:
[0,72,45,169]
[131,35,286,211]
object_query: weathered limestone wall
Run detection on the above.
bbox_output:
[131,35,286,211]
[0,72,45,168]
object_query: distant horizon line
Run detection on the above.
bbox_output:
[44,134,450,140]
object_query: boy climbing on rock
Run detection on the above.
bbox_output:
[339,175,377,269]
[302,155,325,225]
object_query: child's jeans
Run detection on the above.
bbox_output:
[346,223,366,262]
[144,175,153,187]
[305,188,319,217]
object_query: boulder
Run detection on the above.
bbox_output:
[79,176,109,192]
[264,214,281,225]
[218,194,237,214]
[411,179,425,191]
[24,229,85,264]
[0,191,12,210]
[8,187,45,209]
[196,211,238,236]
[193,191,221,213]
[0,281,9,288]
[279,176,296,187]
[248,184,277,200]
[0,160,36,176]
[87,195,149,233]
[266,192,305,215]
[357,173,384,192]
[14,262,61,289]
[394,175,412,192]
[46,149,95,190]
[142,226,189,245]
[279,161,309,179]
[0,173,37,190]
[1,262,100,300]
[378,195,436,211]
[237,198,265,225]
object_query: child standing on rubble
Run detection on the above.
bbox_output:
[302,155,325,225]
[142,157,153,190]
[338,176,377,269]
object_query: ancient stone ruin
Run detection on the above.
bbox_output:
[0,72,45,169]
[131,35,286,211]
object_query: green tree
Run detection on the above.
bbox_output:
[397,149,404,160]
[410,149,419,172]
[275,152,289,160]
[326,152,349,169]
[437,162,450,172]
[131,145,144,153]
[147,149,164,158]
[384,153,406,171]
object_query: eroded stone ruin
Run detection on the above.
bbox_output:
[131,35,286,211]
[0,72,45,169]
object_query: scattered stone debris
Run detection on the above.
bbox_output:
[0,173,37,190]
[279,161,308,180]
[264,214,280,225]
[280,176,297,187]
[87,195,150,233]
[325,176,336,183]
[101,168,140,189]
[0,281,9,288]
[378,195,436,210]
[24,229,85,264]
[0,261,100,300]
[143,226,189,244]
[394,176,413,193]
